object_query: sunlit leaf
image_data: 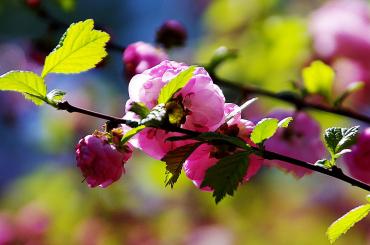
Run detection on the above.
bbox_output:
[42,19,110,78]
[278,117,293,128]
[303,60,335,100]
[250,118,279,144]
[157,66,196,104]
[327,204,370,244]
[120,125,146,145]
[0,71,47,105]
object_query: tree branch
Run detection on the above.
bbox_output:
[57,100,370,192]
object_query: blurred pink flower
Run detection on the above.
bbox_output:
[123,42,168,80]
[126,60,225,159]
[264,110,325,178]
[0,213,15,244]
[343,128,370,184]
[184,103,263,191]
[76,134,133,188]
[309,0,370,61]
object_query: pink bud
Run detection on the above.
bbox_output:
[156,20,187,49]
[123,42,167,80]
[343,128,370,184]
[76,135,133,188]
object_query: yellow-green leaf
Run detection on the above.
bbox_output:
[0,71,47,105]
[157,66,196,104]
[41,19,110,78]
[250,118,279,144]
[303,60,335,100]
[121,125,146,145]
[327,204,370,244]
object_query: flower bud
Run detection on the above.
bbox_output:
[76,134,133,188]
[156,20,187,49]
[122,42,167,80]
[343,128,370,184]
[26,0,41,8]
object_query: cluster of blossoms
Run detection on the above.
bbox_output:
[75,57,330,189]
[75,18,370,189]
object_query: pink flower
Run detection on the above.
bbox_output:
[309,0,370,61]
[184,103,264,191]
[123,42,168,80]
[76,134,133,188]
[126,60,225,159]
[264,110,326,178]
[343,128,370,184]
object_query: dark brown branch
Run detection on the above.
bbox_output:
[56,100,370,192]
[212,76,370,124]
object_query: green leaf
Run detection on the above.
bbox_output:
[278,117,293,128]
[250,118,279,144]
[367,195,370,203]
[303,60,335,100]
[201,151,250,203]
[41,19,110,78]
[0,71,47,105]
[128,102,150,119]
[57,0,76,11]
[196,132,250,150]
[120,125,146,145]
[327,204,370,244]
[161,142,202,188]
[324,126,359,156]
[207,46,238,73]
[157,66,196,104]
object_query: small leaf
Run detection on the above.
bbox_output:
[225,97,258,122]
[327,204,370,244]
[120,125,146,145]
[129,102,150,119]
[162,142,202,188]
[207,46,238,72]
[157,66,196,104]
[250,118,279,144]
[42,19,110,78]
[0,71,47,105]
[57,0,76,11]
[324,126,359,156]
[334,149,352,159]
[367,195,370,203]
[196,132,250,150]
[334,82,365,107]
[278,117,293,128]
[201,151,250,203]
[303,60,335,100]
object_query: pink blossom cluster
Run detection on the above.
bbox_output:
[76,58,326,190]
[309,0,370,105]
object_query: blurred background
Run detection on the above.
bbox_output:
[0,0,369,244]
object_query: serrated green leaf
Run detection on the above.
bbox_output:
[157,66,196,104]
[250,118,279,144]
[327,204,370,244]
[278,117,293,128]
[303,60,335,100]
[201,151,250,203]
[162,142,202,188]
[0,71,47,105]
[41,19,110,78]
[196,132,250,150]
[324,126,359,156]
[120,125,146,145]
[129,102,150,119]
